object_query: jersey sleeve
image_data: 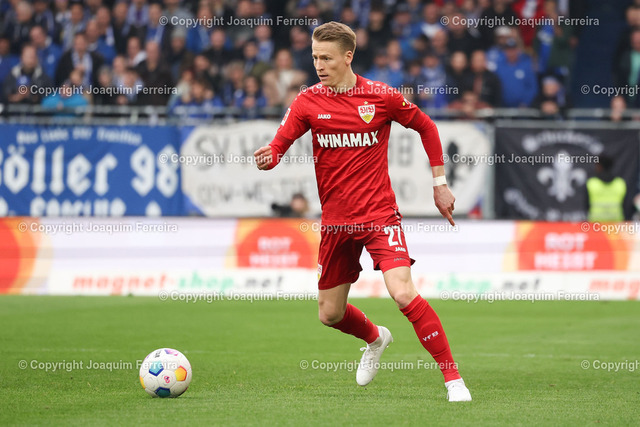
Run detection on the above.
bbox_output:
[386,88,444,167]
[386,87,421,127]
[268,94,310,169]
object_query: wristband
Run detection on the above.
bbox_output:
[433,175,447,187]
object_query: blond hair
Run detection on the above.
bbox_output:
[312,21,356,54]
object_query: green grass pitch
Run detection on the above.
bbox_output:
[0,296,638,425]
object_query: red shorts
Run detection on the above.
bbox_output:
[317,212,415,290]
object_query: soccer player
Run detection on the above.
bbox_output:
[254,22,471,402]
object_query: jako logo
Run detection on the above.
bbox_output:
[317,114,331,119]
[422,331,439,341]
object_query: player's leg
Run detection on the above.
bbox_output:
[317,227,390,386]
[383,266,458,378]
[318,283,379,344]
[317,228,379,344]
[383,266,471,402]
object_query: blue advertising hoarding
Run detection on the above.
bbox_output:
[0,124,183,216]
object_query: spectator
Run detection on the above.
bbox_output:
[538,99,562,120]
[85,0,102,16]
[115,66,143,106]
[390,4,421,62]
[364,48,404,88]
[511,0,545,48]
[53,0,71,38]
[614,5,640,71]
[417,3,444,40]
[111,54,127,87]
[94,65,115,105]
[30,24,62,81]
[163,0,193,23]
[351,28,374,75]
[137,40,173,105]
[446,51,470,102]
[419,51,448,109]
[534,0,574,79]
[254,25,274,63]
[126,0,149,35]
[366,7,391,50]
[445,12,482,57]
[386,40,404,76]
[186,5,213,54]
[95,6,116,51]
[485,26,513,71]
[234,75,268,119]
[86,19,115,64]
[616,29,640,107]
[142,2,171,52]
[610,95,628,122]
[402,60,424,104]
[296,1,322,32]
[0,36,20,82]
[168,67,194,108]
[340,7,359,30]
[461,0,489,30]
[241,39,271,80]
[4,1,35,54]
[33,0,56,39]
[290,26,315,85]
[60,1,85,51]
[111,1,132,55]
[350,0,372,29]
[477,0,517,49]
[220,60,244,105]
[125,35,146,67]
[447,90,492,119]
[170,78,223,119]
[262,49,306,107]
[41,69,89,114]
[463,49,502,106]
[494,38,537,107]
[55,31,103,86]
[532,75,569,117]
[167,28,193,81]
[431,29,450,64]
[226,0,254,48]
[192,54,220,94]
[2,44,52,104]
[405,0,423,24]
[204,29,237,67]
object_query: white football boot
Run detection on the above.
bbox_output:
[445,378,472,402]
[356,326,393,386]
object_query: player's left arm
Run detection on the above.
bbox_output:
[386,89,455,226]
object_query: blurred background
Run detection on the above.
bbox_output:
[0,0,638,300]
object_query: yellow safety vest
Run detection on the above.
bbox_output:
[586,177,626,222]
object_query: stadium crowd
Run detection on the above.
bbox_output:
[0,0,629,119]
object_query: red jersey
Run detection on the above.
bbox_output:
[269,74,444,225]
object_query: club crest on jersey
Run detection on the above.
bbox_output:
[358,104,375,124]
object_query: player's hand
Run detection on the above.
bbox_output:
[433,185,455,226]
[254,146,273,170]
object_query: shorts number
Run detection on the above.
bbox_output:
[384,226,403,247]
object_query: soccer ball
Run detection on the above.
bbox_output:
[139,348,192,398]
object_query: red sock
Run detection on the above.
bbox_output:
[330,304,380,344]
[401,296,461,382]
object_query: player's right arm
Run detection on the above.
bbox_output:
[254,95,310,170]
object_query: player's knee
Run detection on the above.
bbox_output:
[388,282,418,309]
[318,303,345,326]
